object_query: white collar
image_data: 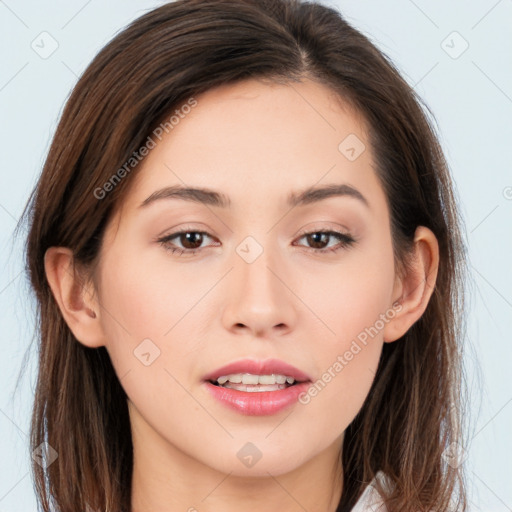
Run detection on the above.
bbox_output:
[349,471,391,512]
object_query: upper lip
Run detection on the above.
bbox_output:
[203,358,312,383]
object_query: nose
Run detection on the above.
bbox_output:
[220,244,298,339]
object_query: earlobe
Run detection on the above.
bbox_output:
[44,247,105,348]
[383,226,439,343]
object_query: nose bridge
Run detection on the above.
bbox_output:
[220,233,297,336]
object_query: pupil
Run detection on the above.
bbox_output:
[182,232,202,249]
[308,232,327,249]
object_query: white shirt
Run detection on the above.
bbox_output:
[350,471,390,512]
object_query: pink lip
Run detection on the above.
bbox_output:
[202,358,313,416]
[202,358,312,382]
[204,381,311,416]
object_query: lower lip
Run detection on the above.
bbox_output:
[203,381,311,416]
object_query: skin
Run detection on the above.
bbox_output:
[45,78,439,512]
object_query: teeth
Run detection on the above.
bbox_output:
[242,374,259,385]
[216,375,230,385]
[222,383,287,392]
[214,373,296,386]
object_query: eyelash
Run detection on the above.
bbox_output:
[156,228,356,256]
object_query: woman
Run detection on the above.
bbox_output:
[21,0,468,510]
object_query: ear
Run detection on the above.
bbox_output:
[44,246,105,348]
[383,226,439,343]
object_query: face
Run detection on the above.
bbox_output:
[93,78,400,478]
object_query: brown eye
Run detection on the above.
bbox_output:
[305,232,330,249]
[295,230,355,253]
[179,232,204,249]
[157,230,217,256]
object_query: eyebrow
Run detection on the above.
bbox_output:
[138,183,369,209]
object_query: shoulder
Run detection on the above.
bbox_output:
[350,471,394,512]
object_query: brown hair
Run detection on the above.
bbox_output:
[18,0,469,510]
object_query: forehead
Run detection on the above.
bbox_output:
[118,77,384,216]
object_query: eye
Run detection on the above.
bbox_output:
[293,229,356,254]
[157,230,218,256]
[157,228,356,257]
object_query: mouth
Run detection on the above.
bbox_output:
[203,375,312,416]
[202,357,312,392]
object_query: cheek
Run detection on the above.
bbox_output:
[94,250,211,445]
[293,236,395,425]
[299,235,396,346]
[294,281,388,441]
[95,245,225,413]
[97,245,212,343]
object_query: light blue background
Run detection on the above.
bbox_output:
[1,1,511,510]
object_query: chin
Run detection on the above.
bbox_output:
[205,444,309,478]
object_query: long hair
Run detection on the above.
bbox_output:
[19,1,469,510]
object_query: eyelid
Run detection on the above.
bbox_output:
[295,222,351,237]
